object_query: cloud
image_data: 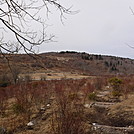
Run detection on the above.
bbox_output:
[40,0,134,58]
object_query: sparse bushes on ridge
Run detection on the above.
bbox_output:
[59,51,78,54]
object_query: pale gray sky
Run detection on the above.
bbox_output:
[39,0,134,59]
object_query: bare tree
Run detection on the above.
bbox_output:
[0,0,76,54]
[0,0,77,83]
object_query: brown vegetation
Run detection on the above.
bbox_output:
[0,52,134,134]
[0,52,134,78]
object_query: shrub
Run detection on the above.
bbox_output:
[0,127,6,134]
[68,93,78,101]
[109,77,122,91]
[88,92,97,101]
[0,81,10,87]
[12,103,25,115]
[0,88,7,116]
[0,74,11,87]
[112,91,121,97]
[24,75,32,82]
[94,77,106,90]
[52,81,85,134]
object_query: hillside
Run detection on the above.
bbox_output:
[0,52,134,134]
[0,51,134,77]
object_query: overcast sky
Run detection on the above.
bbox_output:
[39,0,134,59]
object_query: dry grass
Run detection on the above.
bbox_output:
[110,94,134,114]
[0,76,133,133]
[107,94,134,127]
[19,72,90,81]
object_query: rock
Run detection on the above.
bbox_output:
[92,123,98,126]
[128,125,133,128]
[46,104,50,107]
[84,104,90,108]
[27,121,34,126]
[84,103,95,108]
[27,121,35,130]
[40,107,45,111]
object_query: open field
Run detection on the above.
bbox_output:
[19,72,91,81]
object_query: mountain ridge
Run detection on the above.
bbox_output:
[0,51,134,76]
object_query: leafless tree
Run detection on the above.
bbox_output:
[0,0,76,54]
[0,0,77,83]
